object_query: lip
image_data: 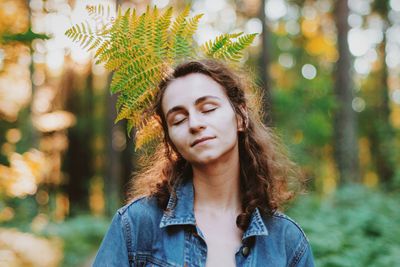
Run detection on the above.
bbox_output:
[191,136,215,147]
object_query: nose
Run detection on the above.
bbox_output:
[188,112,206,133]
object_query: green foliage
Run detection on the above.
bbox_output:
[1,197,38,231]
[43,215,109,267]
[65,5,256,149]
[201,32,257,62]
[288,186,400,266]
[272,71,335,171]
[1,28,50,44]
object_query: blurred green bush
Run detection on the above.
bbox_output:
[43,215,109,267]
[288,185,400,267]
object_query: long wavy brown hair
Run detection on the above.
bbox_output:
[127,59,304,231]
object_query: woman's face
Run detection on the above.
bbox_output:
[161,73,241,166]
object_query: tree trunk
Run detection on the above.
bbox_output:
[64,68,93,213]
[367,27,395,186]
[333,0,360,184]
[104,91,124,216]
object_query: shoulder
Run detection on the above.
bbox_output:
[94,196,165,264]
[111,196,165,252]
[267,211,309,242]
[116,196,164,228]
[263,211,313,265]
[118,196,159,214]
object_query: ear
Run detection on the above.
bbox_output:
[236,104,248,132]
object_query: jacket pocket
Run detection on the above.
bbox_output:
[132,252,178,267]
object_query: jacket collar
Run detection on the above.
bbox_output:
[159,178,269,240]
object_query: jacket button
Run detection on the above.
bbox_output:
[192,230,199,237]
[242,246,250,257]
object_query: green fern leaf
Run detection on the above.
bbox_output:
[153,7,173,58]
[214,33,257,61]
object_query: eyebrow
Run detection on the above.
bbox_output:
[165,95,222,119]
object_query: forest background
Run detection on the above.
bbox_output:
[0,0,399,266]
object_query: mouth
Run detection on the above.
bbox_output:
[191,136,215,147]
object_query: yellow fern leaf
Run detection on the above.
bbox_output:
[182,14,203,38]
[135,117,163,150]
[170,5,190,36]
[115,104,132,123]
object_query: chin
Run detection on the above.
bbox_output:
[189,149,230,166]
[191,155,219,165]
[182,142,238,166]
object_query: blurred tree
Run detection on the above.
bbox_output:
[63,69,93,214]
[0,0,50,219]
[271,0,338,193]
[258,0,272,125]
[364,0,396,187]
[333,0,360,184]
[104,92,124,215]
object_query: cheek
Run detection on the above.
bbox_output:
[167,127,185,149]
[219,109,239,132]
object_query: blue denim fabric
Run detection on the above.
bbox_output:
[93,179,314,266]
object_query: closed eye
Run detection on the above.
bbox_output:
[173,118,186,125]
[203,107,217,113]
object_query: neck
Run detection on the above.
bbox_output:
[192,155,242,213]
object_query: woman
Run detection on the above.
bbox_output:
[93,60,314,266]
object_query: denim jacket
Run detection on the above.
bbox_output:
[93,179,314,266]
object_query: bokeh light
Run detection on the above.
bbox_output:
[390,0,400,12]
[265,0,287,21]
[301,64,317,80]
[279,53,295,68]
[151,0,170,9]
[352,97,366,112]
[392,89,400,104]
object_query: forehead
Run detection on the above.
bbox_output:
[161,73,228,111]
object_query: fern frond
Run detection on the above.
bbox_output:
[214,33,257,61]
[86,5,110,18]
[168,6,192,59]
[153,7,173,58]
[94,39,111,59]
[200,33,256,61]
[127,119,134,137]
[109,53,154,91]
[86,5,113,35]
[111,63,163,97]
[135,117,163,150]
[116,89,155,126]
[201,34,229,56]
[65,4,256,150]
[129,9,138,32]
[227,32,244,39]
[115,104,132,123]
[143,6,156,50]
[182,14,203,38]
[95,42,120,65]
[125,85,157,112]
[131,12,147,45]
[65,21,105,51]
[172,35,191,59]
[170,5,190,36]
[121,8,131,34]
